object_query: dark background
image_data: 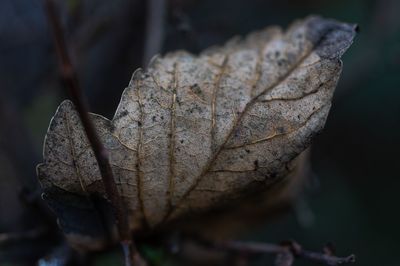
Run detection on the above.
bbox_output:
[0,0,399,265]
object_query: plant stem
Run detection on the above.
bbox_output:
[43,1,146,265]
[191,236,355,266]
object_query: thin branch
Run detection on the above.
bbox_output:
[43,1,145,265]
[194,237,355,266]
[122,240,147,266]
[0,227,47,245]
[43,0,128,241]
[143,0,167,65]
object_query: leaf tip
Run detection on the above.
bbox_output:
[305,16,357,59]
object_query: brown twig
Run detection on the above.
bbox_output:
[0,227,48,245]
[43,0,145,265]
[143,0,166,65]
[194,237,355,266]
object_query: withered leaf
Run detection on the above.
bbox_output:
[37,16,356,245]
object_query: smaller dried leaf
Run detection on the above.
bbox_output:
[37,16,356,249]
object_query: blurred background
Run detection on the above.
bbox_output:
[0,0,399,265]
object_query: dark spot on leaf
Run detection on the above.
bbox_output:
[277,127,285,134]
[191,84,203,97]
[254,160,259,169]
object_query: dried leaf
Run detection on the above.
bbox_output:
[37,16,356,247]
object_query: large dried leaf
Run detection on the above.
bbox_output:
[37,16,356,245]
